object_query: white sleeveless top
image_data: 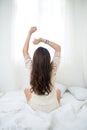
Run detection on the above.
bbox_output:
[28,88,59,112]
[24,52,61,112]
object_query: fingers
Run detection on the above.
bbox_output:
[33,38,39,44]
[31,27,37,32]
[33,38,41,44]
[31,26,37,30]
[29,26,37,34]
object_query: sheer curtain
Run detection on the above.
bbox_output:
[0,0,87,92]
[57,0,87,87]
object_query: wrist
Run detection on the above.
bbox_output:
[40,38,47,43]
[39,38,44,42]
[45,39,49,44]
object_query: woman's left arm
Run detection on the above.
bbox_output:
[56,89,61,104]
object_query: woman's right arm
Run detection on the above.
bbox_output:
[42,38,61,54]
[33,38,61,55]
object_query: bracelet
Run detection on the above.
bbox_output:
[45,40,49,44]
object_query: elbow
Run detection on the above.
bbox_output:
[56,45,61,53]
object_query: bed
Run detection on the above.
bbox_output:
[0,83,87,130]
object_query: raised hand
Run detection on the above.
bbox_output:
[29,27,37,35]
[33,38,41,45]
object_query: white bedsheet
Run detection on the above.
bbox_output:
[0,90,87,130]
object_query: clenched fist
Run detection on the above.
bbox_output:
[29,26,37,35]
[33,38,42,45]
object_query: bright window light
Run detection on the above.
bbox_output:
[13,0,65,63]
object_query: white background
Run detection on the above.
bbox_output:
[0,0,87,92]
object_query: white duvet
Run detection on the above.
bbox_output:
[0,90,87,130]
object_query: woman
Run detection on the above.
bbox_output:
[23,26,61,112]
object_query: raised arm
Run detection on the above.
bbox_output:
[33,38,61,55]
[23,27,37,57]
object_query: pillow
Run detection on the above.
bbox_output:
[55,83,67,97]
[68,87,87,101]
[0,92,4,97]
[70,85,86,88]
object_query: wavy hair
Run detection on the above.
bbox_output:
[30,47,53,95]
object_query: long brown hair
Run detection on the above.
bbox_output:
[30,47,53,95]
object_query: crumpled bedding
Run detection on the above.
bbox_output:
[0,90,87,130]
